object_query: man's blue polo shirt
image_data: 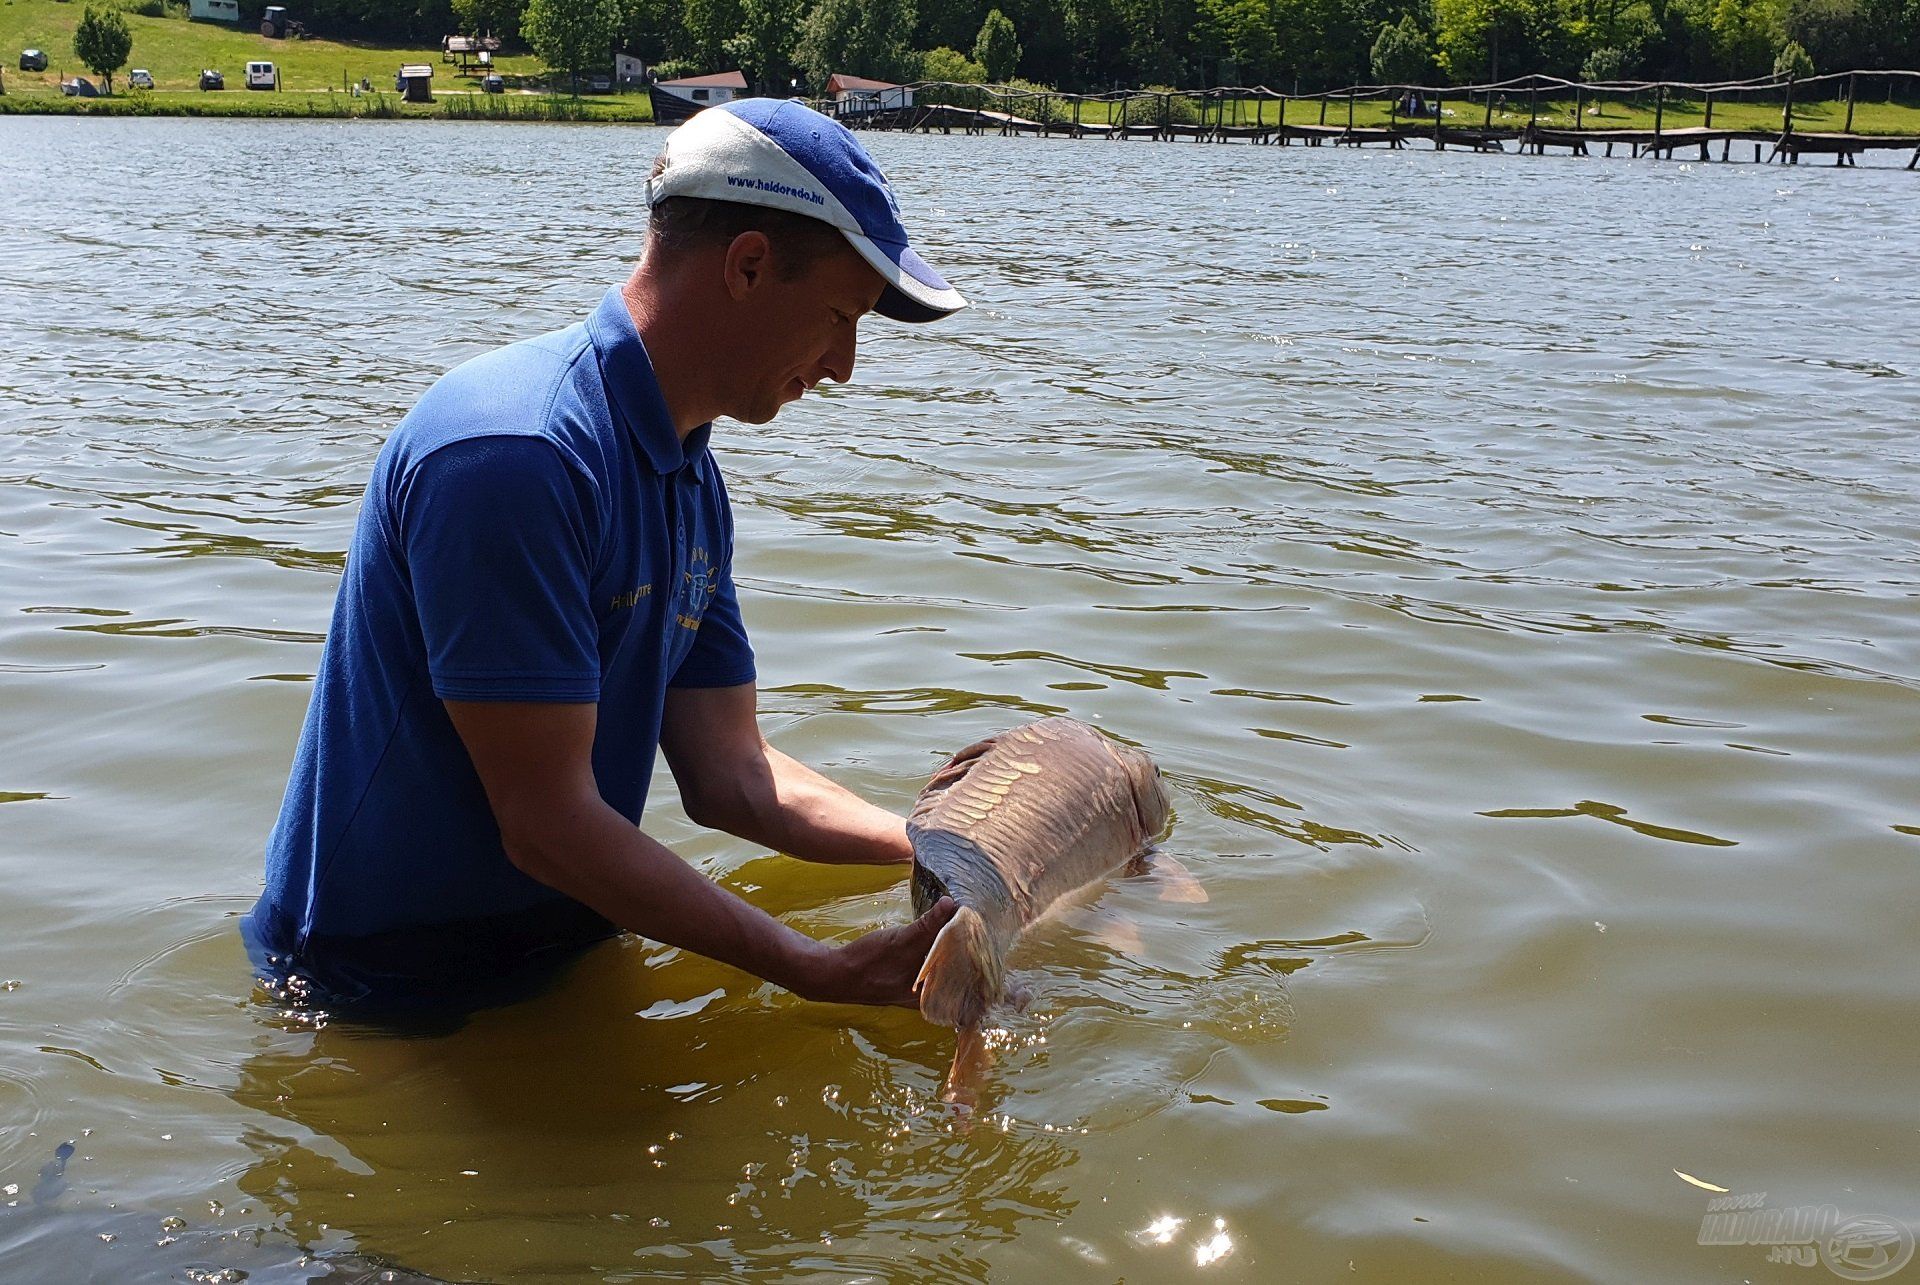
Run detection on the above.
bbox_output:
[245,288,755,996]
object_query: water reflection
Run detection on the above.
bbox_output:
[225,940,1081,1280]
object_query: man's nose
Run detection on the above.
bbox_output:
[821,324,857,385]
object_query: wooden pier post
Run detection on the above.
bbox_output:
[1703,90,1713,129]
[1434,92,1444,149]
[1574,85,1583,134]
[1483,88,1493,130]
[1277,92,1287,145]
[1844,73,1856,134]
[1319,94,1328,125]
[1118,95,1127,139]
[1073,93,1082,137]
[1653,83,1664,154]
[1347,88,1356,135]
[1781,74,1796,139]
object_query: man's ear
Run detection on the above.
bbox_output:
[721,230,774,302]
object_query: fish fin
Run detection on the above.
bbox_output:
[914,905,1001,1030]
[1088,913,1146,958]
[1002,975,1033,1013]
[943,1025,994,1114]
[1148,852,1209,904]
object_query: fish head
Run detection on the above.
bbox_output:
[1116,745,1172,840]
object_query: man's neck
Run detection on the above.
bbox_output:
[620,271,718,442]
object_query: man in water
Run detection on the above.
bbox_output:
[245,101,963,1007]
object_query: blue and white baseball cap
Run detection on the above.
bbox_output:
[646,99,967,324]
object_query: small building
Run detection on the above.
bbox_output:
[397,63,433,102]
[614,52,645,87]
[187,0,239,22]
[825,73,913,114]
[648,70,747,124]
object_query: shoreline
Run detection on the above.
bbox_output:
[0,91,659,123]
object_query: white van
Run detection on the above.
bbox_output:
[245,60,278,90]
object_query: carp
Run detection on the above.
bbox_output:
[908,717,1175,1096]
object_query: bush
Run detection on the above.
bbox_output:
[649,57,703,82]
[919,45,985,85]
[997,76,1070,124]
[1581,46,1633,81]
[118,0,167,17]
[1115,85,1200,127]
[1773,39,1814,79]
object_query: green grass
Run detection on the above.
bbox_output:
[0,0,653,118]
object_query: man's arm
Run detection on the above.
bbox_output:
[443,698,951,1005]
[659,683,914,865]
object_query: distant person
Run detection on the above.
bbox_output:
[245,101,968,1010]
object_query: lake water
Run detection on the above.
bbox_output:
[2,116,1918,1283]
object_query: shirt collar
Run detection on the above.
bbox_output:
[587,286,709,482]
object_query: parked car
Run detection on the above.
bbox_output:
[19,48,49,72]
[245,60,278,90]
[588,73,611,92]
[199,68,225,90]
[128,68,154,90]
[481,73,504,93]
[60,76,99,97]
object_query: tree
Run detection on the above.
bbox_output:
[682,0,743,67]
[73,4,132,93]
[1772,34,1813,73]
[1581,43,1633,76]
[921,44,988,80]
[794,0,918,88]
[973,7,1022,79]
[727,0,805,89]
[1706,0,1782,74]
[1435,0,1556,80]
[451,0,526,40]
[1370,13,1432,82]
[522,0,624,91]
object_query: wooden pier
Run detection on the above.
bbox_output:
[834,70,1920,171]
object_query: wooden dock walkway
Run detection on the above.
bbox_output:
[839,70,1920,171]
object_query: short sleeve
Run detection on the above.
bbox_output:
[399,435,602,702]
[671,550,755,689]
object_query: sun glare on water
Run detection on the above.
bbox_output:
[1195,1218,1235,1266]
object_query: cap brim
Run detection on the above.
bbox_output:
[841,230,967,324]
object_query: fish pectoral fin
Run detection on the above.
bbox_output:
[1086,912,1147,958]
[1133,850,1209,904]
[1001,975,1034,1013]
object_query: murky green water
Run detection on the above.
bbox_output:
[3,116,1918,1283]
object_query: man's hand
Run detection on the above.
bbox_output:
[797,897,957,1008]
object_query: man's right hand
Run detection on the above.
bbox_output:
[796,896,958,1008]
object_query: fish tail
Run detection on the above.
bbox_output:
[914,905,1001,1029]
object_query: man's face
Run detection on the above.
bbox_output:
[723,236,886,426]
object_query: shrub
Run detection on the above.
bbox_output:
[1773,39,1814,79]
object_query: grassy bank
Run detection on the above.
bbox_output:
[0,0,652,118]
[0,86,659,120]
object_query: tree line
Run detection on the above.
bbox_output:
[242,0,1920,91]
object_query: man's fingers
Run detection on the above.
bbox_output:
[910,896,958,945]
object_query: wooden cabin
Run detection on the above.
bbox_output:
[826,74,913,115]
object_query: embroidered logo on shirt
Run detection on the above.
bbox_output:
[676,546,718,630]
